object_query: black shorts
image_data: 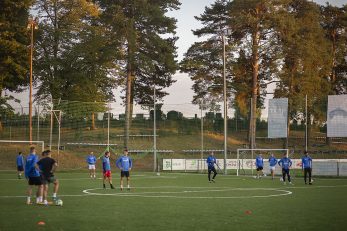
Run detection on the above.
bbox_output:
[282,169,290,174]
[28,176,42,186]
[41,175,56,184]
[256,167,263,171]
[17,166,24,171]
[121,171,130,177]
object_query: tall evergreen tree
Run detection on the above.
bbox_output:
[98,0,180,147]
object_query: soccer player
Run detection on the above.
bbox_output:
[16,152,25,179]
[255,154,264,179]
[86,152,97,179]
[268,153,278,180]
[24,147,43,205]
[102,151,114,189]
[206,152,217,183]
[116,148,133,191]
[278,153,293,185]
[37,150,59,205]
[302,151,313,185]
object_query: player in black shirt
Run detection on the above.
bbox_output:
[37,150,59,205]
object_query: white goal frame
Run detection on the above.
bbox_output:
[236,148,289,176]
[0,140,45,153]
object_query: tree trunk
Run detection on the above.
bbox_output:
[124,67,133,148]
[249,28,260,149]
[91,112,96,130]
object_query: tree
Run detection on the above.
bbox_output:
[320,3,347,94]
[0,0,33,130]
[98,0,180,147]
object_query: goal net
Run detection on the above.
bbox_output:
[0,140,45,171]
[236,149,289,176]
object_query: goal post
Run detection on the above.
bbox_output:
[236,148,289,176]
[0,140,45,153]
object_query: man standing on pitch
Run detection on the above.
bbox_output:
[24,147,43,204]
[116,148,133,191]
[102,151,114,189]
[255,154,264,179]
[16,152,25,179]
[206,152,217,183]
[37,150,59,205]
[268,153,278,180]
[278,153,293,185]
[302,151,313,185]
[86,152,97,179]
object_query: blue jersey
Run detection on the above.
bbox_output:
[206,156,216,168]
[255,156,263,167]
[102,156,111,171]
[268,157,278,167]
[116,156,133,171]
[24,154,40,177]
[86,155,96,164]
[302,156,312,169]
[278,157,292,170]
[16,155,24,167]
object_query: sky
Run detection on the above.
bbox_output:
[8,0,346,117]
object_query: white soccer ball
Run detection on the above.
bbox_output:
[55,199,63,206]
[156,172,160,176]
[263,174,267,177]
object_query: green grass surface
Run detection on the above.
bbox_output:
[0,171,347,231]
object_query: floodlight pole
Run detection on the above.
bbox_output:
[222,34,228,175]
[107,103,110,150]
[153,86,157,172]
[27,18,38,144]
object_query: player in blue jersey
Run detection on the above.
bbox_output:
[268,153,278,180]
[206,152,217,183]
[102,151,114,189]
[278,153,293,185]
[255,154,264,179]
[302,151,313,185]
[116,148,133,191]
[16,152,25,179]
[24,147,43,204]
[86,152,97,179]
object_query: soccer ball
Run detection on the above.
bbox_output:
[263,174,267,177]
[156,172,160,176]
[55,199,63,206]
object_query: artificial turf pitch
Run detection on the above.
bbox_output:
[0,171,346,231]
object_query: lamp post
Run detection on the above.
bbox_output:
[27,17,38,144]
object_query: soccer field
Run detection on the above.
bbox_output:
[0,172,347,231]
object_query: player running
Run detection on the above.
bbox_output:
[16,152,25,179]
[278,153,293,185]
[206,152,217,183]
[116,148,133,191]
[302,151,313,185]
[268,153,278,180]
[37,150,59,205]
[24,147,43,205]
[102,151,114,189]
[86,152,97,179]
[255,154,264,179]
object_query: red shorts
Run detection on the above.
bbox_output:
[103,170,111,178]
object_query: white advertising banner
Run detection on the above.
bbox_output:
[327,95,347,137]
[268,98,288,138]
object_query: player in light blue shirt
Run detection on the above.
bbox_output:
[302,151,313,185]
[86,152,97,179]
[116,148,133,191]
[255,154,264,179]
[278,153,293,185]
[206,152,217,183]
[24,147,43,204]
[16,152,24,179]
[268,153,278,180]
[102,152,114,189]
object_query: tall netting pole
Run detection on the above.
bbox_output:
[153,86,157,172]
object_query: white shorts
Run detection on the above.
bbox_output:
[88,164,96,170]
[269,166,276,171]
